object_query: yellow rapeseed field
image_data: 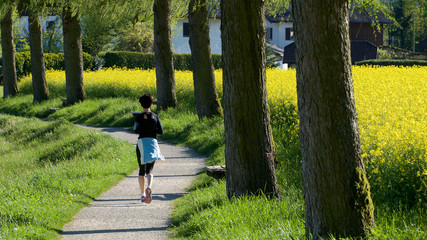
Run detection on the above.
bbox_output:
[353,66,426,203]
[265,66,426,203]
[20,66,426,202]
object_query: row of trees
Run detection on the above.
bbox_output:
[1,0,85,102]
[2,0,385,239]
[0,0,220,115]
[5,1,425,57]
[384,0,427,51]
[223,0,376,238]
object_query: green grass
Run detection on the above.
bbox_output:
[159,103,225,166]
[0,95,141,127]
[0,114,136,239]
[157,102,426,239]
[0,93,426,239]
[170,179,305,239]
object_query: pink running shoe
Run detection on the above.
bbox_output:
[144,188,152,204]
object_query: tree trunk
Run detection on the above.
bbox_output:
[63,9,86,104]
[1,7,18,98]
[153,0,177,110]
[291,0,375,238]
[29,12,49,103]
[188,0,222,120]
[221,0,280,199]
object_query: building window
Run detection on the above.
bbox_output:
[266,27,273,41]
[183,22,189,37]
[285,27,294,40]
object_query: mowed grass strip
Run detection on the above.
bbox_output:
[0,95,141,127]
[0,114,136,239]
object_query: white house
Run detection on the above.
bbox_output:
[171,16,294,55]
[16,16,59,36]
[172,8,392,66]
[14,16,62,52]
[172,18,222,54]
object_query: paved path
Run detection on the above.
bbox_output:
[61,127,206,240]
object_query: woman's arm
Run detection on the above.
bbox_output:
[133,121,140,133]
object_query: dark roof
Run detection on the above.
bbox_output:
[266,8,392,24]
[282,40,378,64]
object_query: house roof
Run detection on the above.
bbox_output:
[266,8,392,24]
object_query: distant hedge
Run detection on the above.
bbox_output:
[354,59,427,67]
[103,51,223,70]
[0,52,94,81]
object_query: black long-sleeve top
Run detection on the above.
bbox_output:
[133,112,163,139]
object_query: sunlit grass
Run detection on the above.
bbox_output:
[0,115,136,239]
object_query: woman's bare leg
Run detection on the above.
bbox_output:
[138,175,145,194]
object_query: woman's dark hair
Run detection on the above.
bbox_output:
[139,94,154,108]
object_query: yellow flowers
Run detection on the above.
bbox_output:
[351,66,427,203]
[265,66,426,203]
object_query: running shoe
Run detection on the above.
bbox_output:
[144,188,152,204]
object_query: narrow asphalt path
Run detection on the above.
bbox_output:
[61,127,206,240]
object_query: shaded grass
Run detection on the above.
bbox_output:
[0,114,136,239]
[0,94,140,127]
[159,103,225,166]
[0,94,60,118]
[46,98,141,127]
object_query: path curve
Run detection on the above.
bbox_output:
[61,127,206,240]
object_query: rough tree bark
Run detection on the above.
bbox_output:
[29,12,49,103]
[188,0,222,119]
[1,7,18,98]
[63,8,86,104]
[153,0,177,110]
[291,0,375,238]
[221,0,280,199]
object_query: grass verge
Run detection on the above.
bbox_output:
[0,95,140,127]
[157,103,426,240]
[0,114,136,239]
